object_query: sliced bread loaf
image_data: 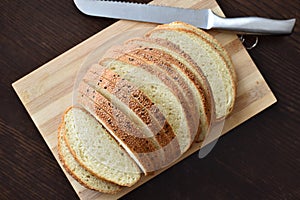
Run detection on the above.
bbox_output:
[146,25,235,120]
[57,122,122,193]
[62,107,141,186]
[58,22,237,193]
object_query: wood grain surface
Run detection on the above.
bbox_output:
[1,0,300,199]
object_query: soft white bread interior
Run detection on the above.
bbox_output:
[57,122,122,193]
[166,21,237,85]
[63,107,141,187]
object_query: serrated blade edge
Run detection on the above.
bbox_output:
[74,0,210,29]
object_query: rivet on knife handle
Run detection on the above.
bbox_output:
[74,0,296,35]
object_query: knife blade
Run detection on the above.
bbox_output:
[74,0,296,35]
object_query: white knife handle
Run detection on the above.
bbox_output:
[210,11,296,35]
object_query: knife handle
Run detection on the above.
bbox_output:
[210,11,296,35]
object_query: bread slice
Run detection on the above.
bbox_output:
[57,122,122,193]
[100,58,193,154]
[165,22,237,110]
[83,65,181,167]
[62,107,141,186]
[166,21,237,85]
[146,25,236,120]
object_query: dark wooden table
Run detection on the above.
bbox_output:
[1,0,299,199]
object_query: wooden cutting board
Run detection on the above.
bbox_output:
[12,0,276,199]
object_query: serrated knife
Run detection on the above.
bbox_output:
[74,0,296,35]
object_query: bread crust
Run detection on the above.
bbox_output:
[84,65,178,146]
[83,66,181,168]
[114,55,189,156]
[122,48,211,143]
[123,38,214,142]
[77,82,172,174]
[102,57,195,153]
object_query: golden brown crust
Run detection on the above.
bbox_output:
[124,37,213,111]
[84,65,166,125]
[134,48,211,121]
[78,82,158,153]
[120,48,212,144]
[123,38,214,142]
[86,66,174,138]
[102,38,212,137]
[121,52,197,134]
[112,55,195,149]
[77,83,168,174]
[85,68,179,151]
[81,74,182,170]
